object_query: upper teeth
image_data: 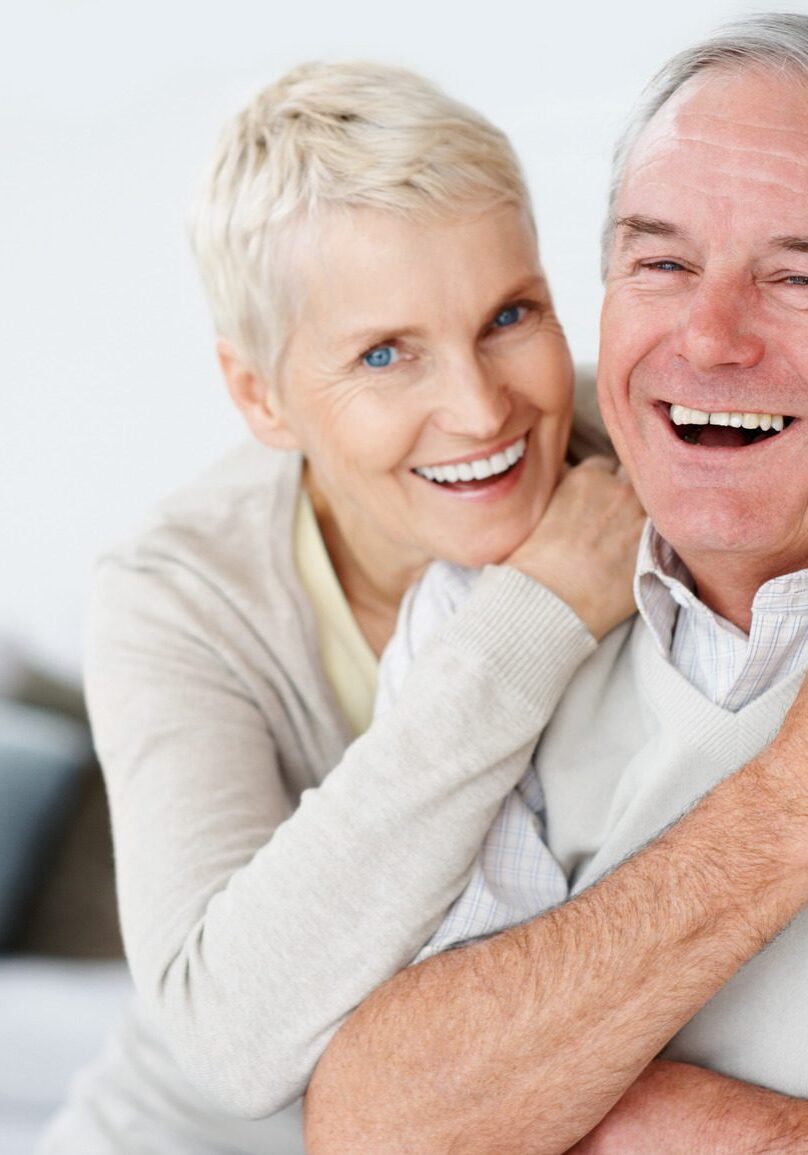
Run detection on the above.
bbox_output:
[414,437,526,483]
[669,405,785,433]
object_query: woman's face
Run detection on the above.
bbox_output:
[269,204,573,569]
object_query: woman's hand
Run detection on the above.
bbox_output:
[506,455,645,640]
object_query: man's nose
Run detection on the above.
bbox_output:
[676,277,765,371]
[433,355,512,439]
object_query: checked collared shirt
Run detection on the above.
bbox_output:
[377,522,808,960]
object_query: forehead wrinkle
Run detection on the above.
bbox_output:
[672,135,808,186]
[675,109,808,149]
[644,131,808,175]
[631,139,808,202]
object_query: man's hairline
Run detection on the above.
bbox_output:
[602,50,808,279]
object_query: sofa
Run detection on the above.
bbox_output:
[0,656,131,1154]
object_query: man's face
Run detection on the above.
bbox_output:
[599,67,808,581]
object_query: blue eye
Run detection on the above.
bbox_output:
[363,345,399,368]
[493,305,523,328]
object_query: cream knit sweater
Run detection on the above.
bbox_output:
[540,617,808,1095]
[83,440,595,1122]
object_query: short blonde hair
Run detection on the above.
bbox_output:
[189,61,532,376]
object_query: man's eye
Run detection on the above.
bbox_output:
[785,274,808,286]
[362,345,400,369]
[643,260,686,273]
[492,304,527,329]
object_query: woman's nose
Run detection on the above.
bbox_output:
[432,356,512,439]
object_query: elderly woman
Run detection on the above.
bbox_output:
[38,62,641,1154]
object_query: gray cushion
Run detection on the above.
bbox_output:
[570,364,612,463]
[0,702,91,949]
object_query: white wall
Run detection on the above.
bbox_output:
[2,0,780,677]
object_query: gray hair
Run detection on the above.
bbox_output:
[189,61,532,379]
[602,12,808,272]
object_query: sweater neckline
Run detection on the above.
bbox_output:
[633,619,806,765]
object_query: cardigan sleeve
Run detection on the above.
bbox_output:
[86,555,594,1119]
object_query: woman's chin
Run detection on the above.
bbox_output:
[434,525,539,570]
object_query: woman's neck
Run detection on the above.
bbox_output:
[305,469,429,655]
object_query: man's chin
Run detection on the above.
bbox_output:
[652,501,803,571]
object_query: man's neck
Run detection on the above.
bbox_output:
[672,545,808,634]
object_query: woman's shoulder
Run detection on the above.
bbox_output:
[104,441,301,566]
[92,442,307,633]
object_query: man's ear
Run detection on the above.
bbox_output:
[217,337,300,450]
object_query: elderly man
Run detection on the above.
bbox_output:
[305,13,808,1154]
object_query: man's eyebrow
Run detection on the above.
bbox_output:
[771,235,808,254]
[614,216,689,245]
[614,223,808,255]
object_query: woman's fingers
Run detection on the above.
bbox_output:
[505,457,645,640]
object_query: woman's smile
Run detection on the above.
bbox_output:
[267,204,574,569]
[409,432,530,501]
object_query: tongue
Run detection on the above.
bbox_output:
[695,426,751,448]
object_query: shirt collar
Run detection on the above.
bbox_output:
[634,520,808,656]
[634,522,695,654]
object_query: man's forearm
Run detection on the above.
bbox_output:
[568,1061,808,1154]
[305,747,808,1155]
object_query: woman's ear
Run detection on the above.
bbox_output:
[217,337,300,450]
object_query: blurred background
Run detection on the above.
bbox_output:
[0,1,798,1149]
[1,0,780,680]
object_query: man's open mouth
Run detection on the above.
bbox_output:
[668,403,795,447]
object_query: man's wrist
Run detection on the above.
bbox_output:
[730,744,808,890]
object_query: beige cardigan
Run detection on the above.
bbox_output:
[85,439,595,1119]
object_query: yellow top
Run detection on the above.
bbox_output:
[293,487,378,736]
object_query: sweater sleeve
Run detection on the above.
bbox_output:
[86,556,594,1119]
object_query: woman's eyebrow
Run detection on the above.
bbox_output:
[332,276,547,353]
[334,323,423,352]
[492,274,548,302]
